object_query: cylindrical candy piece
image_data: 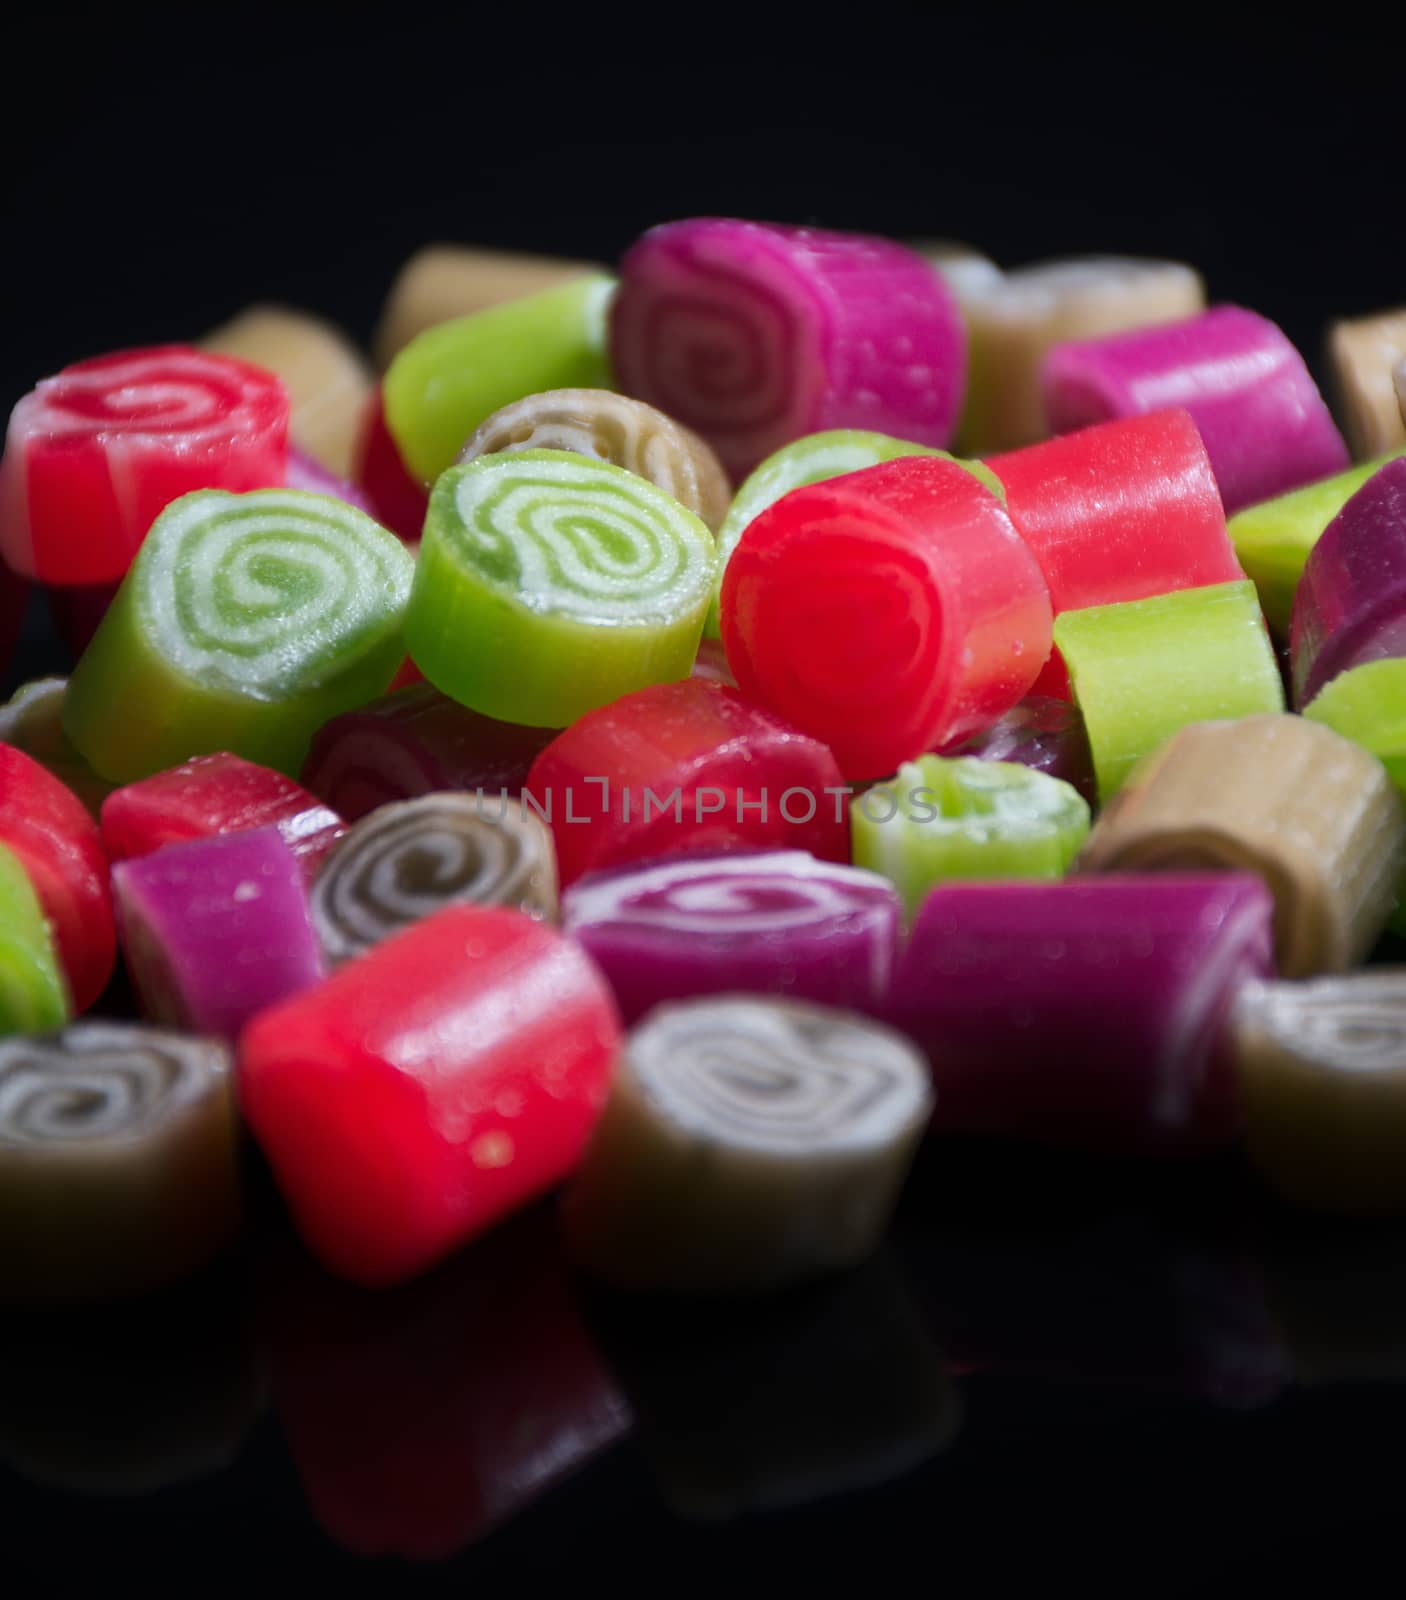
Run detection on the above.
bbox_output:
[459,388,731,532]
[852,755,1090,921]
[0,1023,240,1299]
[0,843,69,1035]
[113,827,324,1042]
[408,451,716,727]
[1054,579,1284,802]
[1042,306,1350,514]
[64,488,415,781]
[310,794,557,966]
[721,454,1052,780]
[239,905,620,1286]
[0,346,289,584]
[203,305,371,478]
[561,850,899,1025]
[353,387,428,543]
[1233,974,1406,1213]
[524,679,849,888]
[0,678,112,817]
[1327,308,1406,460]
[1079,715,1406,977]
[1302,659,1406,797]
[563,996,932,1294]
[384,275,615,483]
[610,219,967,480]
[943,695,1096,807]
[1290,457,1406,708]
[889,875,1275,1151]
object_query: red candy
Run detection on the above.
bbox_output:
[0,742,115,1010]
[0,345,288,585]
[101,753,346,883]
[525,678,850,888]
[721,454,1052,779]
[239,905,620,1286]
[353,387,428,544]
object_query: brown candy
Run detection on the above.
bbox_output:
[1327,307,1406,459]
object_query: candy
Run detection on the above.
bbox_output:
[911,238,1004,303]
[1079,715,1406,977]
[0,843,69,1034]
[852,755,1090,920]
[384,275,615,483]
[300,683,556,822]
[1302,660,1406,795]
[113,827,324,1041]
[720,454,1052,779]
[610,219,966,479]
[1054,580,1284,801]
[0,678,112,818]
[943,695,1096,806]
[0,741,115,1011]
[1327,307,1406,459]
[353,387,428,542]
[459,388,731,532]
[562,996,931,1293]
[64,488,414,781]
[101,752,346,882]
[310,794,557,966]
[0,346,289,585]
[1290,457,1406,708]
[239,905,620,1286]
[203,305,371,478]
[1042,306,1349,514]
[560,850,899,1024]
[957,256,1205,454]
[284,445,375,515]
[524,679,849,889]
[373,245,604,369]
[407,451,716,727]
[0,1023,239,1299]
[889,875,1275,1152]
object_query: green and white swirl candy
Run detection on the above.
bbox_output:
[64,490,415,782]
[406,449,717,727]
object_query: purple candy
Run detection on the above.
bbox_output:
[889,874,1275,1153]
[560,849,901,1025]
[1290,456,1406,707]
[285,447,376,517]
[112,825,324,1042]
[942,695,1097,807]
[1042,306,1349,514]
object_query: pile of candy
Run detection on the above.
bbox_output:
[2,221,1405,1303]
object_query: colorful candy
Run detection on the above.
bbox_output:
[64,488,414,781]
[407,451,716,727]
[563,996,931,1293]
[284,446,376,515]
[610,219,967,479]
[1054,579,1284,801]
[1079,716,1406,977]
[561,850,899,1024]
[239,905,619,1285]
[721,454,1052,780]
[1327,307,1406,459]
[913,238,1004,303]
[310,795,557,966]
[0,678,112,818]
[943,695,1096,806]
[353,387,428,543]
[0,843,69,1035]
[0,346,289,585]
[1302,659,1406,798]
[1042,306,1349,514]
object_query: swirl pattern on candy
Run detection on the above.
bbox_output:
[0,346,289,585]
[610,219,966,480]
[0,843,68,1036]
[311,794,557,966]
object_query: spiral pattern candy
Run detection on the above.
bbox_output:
[563,996,932,1294]
[0,1022,240,1299]
[0,345,288,585]
[64,488,415,782]
[407,450,716,727]
[311,795,558,965]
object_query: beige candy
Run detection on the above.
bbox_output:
[1327,308,1406,459]
[908,238,1004,306]
[1079,715,1406,978]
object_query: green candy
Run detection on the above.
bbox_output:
[1228,451,1406,635]
[407,450,716,728]
[384,275,616,484]
[64,490,414,782]
[852,755,1090,920]
[0,843,69,1036]
[1055,579,1285,804]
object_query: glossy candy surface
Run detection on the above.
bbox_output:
[943,695,1096,806]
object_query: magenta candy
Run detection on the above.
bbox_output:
[942,696,1097,807]
[284,447,376,516]
[1042,306,1349,514]
[610,218,966,479]
[1290,457,1406,707]
[889,874,1275,1153]
[113,825,324,1042]
[561,849,901,1025]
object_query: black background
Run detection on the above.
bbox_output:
[6,8,1406,1588]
